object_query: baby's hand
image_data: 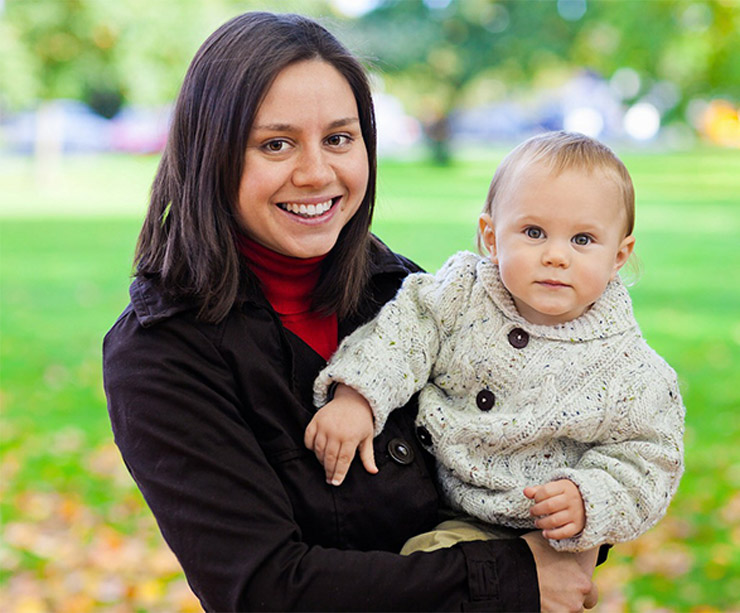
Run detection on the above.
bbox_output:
[524,479,585,540]
[304,384,377,486]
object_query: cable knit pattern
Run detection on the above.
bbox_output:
[314,251,685,552]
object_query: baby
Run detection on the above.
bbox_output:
[306,131,685,558]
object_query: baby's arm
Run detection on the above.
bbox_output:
[541,365,685,552]
[310,254,479,483]
[304,384,376,486]
[525,481,599,579]
[524,479,585,540]
[313,255,477,435]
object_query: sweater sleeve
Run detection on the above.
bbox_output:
[546,353,686,552]
[314,252,477,434]
[103,307,539,612]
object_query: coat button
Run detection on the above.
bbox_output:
[387,438,415,465]
[476,389,496,411]
[508,327,529,348]
[416,425,432,446]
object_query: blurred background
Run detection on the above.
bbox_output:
[1,0,739,611]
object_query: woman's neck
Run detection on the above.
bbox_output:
[236,234,337,361]
[237,235,325,313]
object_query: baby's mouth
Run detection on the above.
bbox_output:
[277,198,336,219]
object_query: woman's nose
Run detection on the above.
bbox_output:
[292,148,335,187]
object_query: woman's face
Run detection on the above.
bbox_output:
[237,59,369,259]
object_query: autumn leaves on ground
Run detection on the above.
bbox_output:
[2,441,201,612]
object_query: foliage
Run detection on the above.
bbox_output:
[1,148,740,610]
[344,0,740,159]
[3,0,738,129]
[0,0,336,113]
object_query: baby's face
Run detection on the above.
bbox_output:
[479,163,634,326]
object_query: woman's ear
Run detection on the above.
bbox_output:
[612,235,636,279]
[479,214,498,264]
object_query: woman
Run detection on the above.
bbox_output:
[103,11,597,611]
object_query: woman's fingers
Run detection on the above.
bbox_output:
[584,583,599,609]
[521,531,596,612]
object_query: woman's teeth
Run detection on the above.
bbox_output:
[279,199,333,218]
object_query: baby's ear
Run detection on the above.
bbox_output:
[479,214,498,263]
[612,235,636,279]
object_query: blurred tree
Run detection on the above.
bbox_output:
[0,0,336,180]
[2,0,127,116]
[0,0,336,114]
[347,0,740,162]
[1,0,737,158]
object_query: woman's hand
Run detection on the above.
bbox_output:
[521,531,598,612]
[304,384,377,485]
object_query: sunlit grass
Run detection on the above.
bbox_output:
[1,147,739,610]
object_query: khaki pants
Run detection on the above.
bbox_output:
[400,517,528,555]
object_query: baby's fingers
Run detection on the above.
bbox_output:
[358,437,378,476]
[304,419,318,451]
[327,441,357,486]
[542,522,580,540]
[312,431,328,465]
[535,509,573,532]
[530,493,568,517]
[322,438,343,483]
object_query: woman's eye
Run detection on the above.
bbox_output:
[573,234,592,246]
[326,134,351,147]
[525,227,543,239]
[264,139,289,153]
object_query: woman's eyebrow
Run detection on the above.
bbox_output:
[252,117,360,132]
[327,117,360,129]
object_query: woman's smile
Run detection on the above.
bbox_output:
[277,196,339,220]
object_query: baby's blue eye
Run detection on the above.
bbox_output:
[525,227,543,239]
[573,234,592,246]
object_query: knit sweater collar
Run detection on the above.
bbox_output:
[476,258,638,341]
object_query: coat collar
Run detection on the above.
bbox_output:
[129,276,200,328]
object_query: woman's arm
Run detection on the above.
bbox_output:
[103,308,552,612]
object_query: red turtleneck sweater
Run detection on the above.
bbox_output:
[236,235,338,361]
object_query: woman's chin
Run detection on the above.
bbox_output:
[277,235,337,259]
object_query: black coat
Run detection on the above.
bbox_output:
[103,241,539,612]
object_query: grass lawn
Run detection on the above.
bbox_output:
[1,148,739,611]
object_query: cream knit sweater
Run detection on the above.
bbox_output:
[315,251,685,552]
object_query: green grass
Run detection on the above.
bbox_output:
[1,148,739,611]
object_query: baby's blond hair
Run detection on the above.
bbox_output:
[477,131,635,254]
